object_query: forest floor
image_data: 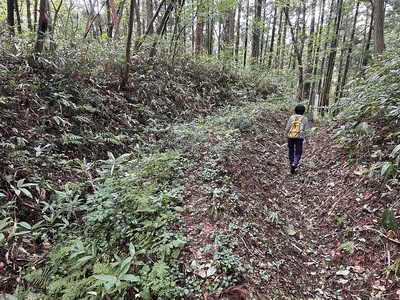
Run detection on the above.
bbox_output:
[175,104,400,300]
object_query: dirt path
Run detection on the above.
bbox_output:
[179,107,400,299]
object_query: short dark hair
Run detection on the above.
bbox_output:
[295,104,305,115]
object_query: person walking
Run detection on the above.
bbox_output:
[285,104,309,174]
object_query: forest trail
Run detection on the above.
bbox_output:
[179,105,398,299]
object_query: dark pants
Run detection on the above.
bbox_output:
[288,138,304,166]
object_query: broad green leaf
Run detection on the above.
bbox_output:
[1,294,18,300]
[17,178,37,188]
[14,230,31,236]
[206,204,219,222]
[119,258,132,277]
[77,255,94,265]
[18,222,32,230]
[93,274,118,281]
[382,209,398,234]
[20,188,33,198]
[121,274,140,282]
[381,162,392,177]
[171,249,180,259]
[0,217,11,231]
[129,242,136,257]
[390,144,400,158]
[139,288,151,300]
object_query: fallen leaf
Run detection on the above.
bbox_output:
[337,278,349,284]
[336,269,350,276]
[286,224,296,236]
[352,265,365,274]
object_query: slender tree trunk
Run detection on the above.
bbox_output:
[334,28,347,103]
[122,0,135,87]
[146,0,154,34]
[283,5,304,101]
[134,0,166,51]
[149,0,177,57]
[251,0,262,62]
[373,0,385,56]
[309,0,326,107]
[235,0,242,61]
[195,1,204,54]
[109,0,120,39]
[267,6,277,68]
[26,0,33,31]
[106,0,113,38]
[7,0,15,35]
[34,0,38,31]
[321,0,343,113]
[228,9,235,55]
[279,16,287,69]
[362,4,373,67]
[205,11,214,55]
[338,1,359,100]
[304,0,316,101]
[260,5,267,63]
[243,0,250,67]
[134,0,141,36]
[15,0,22,34]
[34,0,52,53]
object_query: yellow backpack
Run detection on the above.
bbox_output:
[289,115,304,139]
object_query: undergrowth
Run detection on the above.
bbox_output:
[337,50,400,184]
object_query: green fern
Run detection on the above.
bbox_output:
[24,265,53,288]
[61,133,83,145]
[73,115,93,125]
[7,149,29,162]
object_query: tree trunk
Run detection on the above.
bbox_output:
[146,0,154,35]
[243,0,250,67]
[122,0,135,87]
[267,6,277,68]
[373,0,385,56]
[283,5,304,101]
[195,1,204,54]
[251,0,262,62]
[234,1,241,61]
[134,0,166,51]
[303,0,317,101]
[106,0,113,38]
[321,0,343,113]
[26,0,33,31]
[34,0,52,53]
[15,0,22,34]
[109,0,120,39]
[205,11,214,55]
[310,0,326,107]
[134,0,141,36]
[7,0,15,35]
[149,0,177,57]
[361,4,373,68]
[338,1,359,100]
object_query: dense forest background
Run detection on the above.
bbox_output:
[3,0,399,105]
[1,0,400,299]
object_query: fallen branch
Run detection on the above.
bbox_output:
[354,226,400,245]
